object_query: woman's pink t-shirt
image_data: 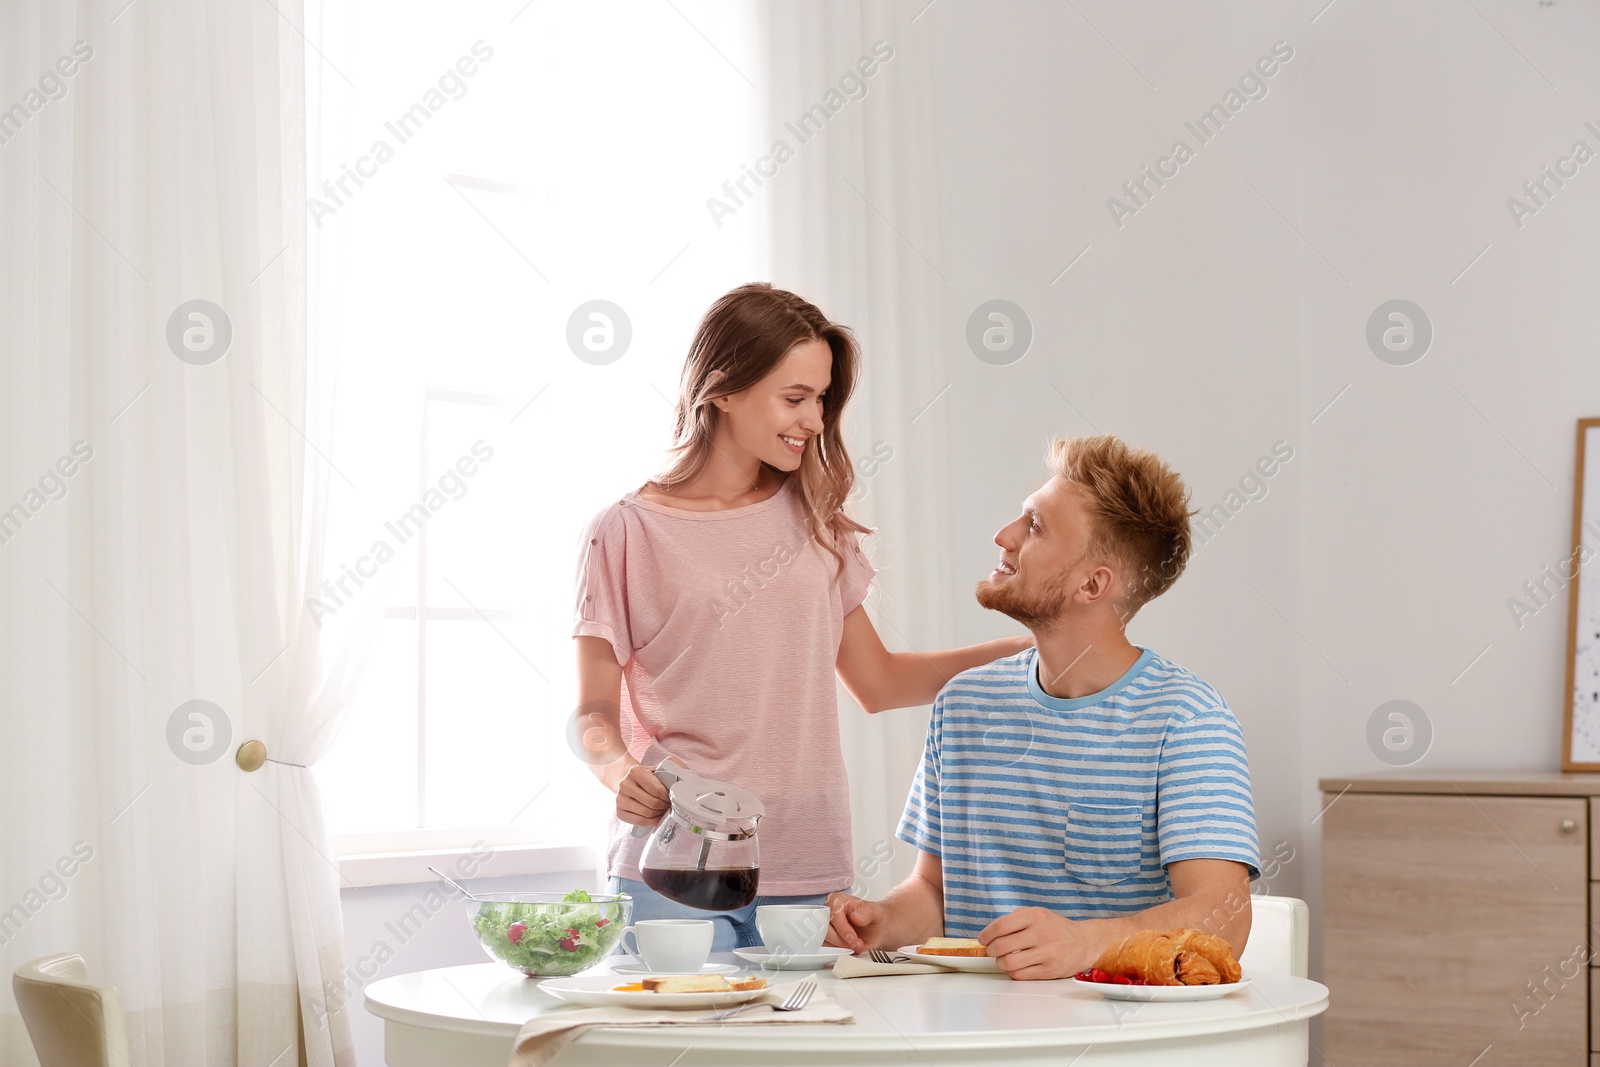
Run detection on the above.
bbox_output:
[573,476,875,896]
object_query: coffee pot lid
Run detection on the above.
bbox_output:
[656,760,764,840]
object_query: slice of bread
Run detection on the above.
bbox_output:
[637,974,769,994]
[642,975,733,994]
[918,937,987,957]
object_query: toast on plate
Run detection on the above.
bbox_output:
[917,937,987,958]
[633,975,769,994]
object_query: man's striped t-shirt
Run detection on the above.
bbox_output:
[896,646,1260,937]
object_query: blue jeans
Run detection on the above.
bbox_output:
[608,876,828,952]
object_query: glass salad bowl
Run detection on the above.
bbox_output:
[467,890,631,977]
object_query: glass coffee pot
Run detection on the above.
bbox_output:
[631,759,764,911]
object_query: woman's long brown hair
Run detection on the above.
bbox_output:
[652,282,870,581]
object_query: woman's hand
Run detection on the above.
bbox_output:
[616,762,671,826]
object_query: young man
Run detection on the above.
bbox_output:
[825,435,1259,980]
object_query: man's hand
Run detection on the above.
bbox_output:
[615,763,670,826]
[824,893,889,954]
[980,906,1101,981]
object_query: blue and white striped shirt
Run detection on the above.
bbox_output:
[896,646,1260,937]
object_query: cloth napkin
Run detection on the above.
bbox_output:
[831,953,952,979]
[506,988,853,1067]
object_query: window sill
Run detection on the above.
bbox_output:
[337,837,598,889]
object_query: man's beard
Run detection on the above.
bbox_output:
[975,567,1075,630]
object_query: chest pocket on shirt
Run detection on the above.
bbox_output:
[1063,803,1144,886]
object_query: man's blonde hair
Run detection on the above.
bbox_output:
[1046,435,1194,619]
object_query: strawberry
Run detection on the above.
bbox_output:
[507,922,527,945]
[1075,968,1148,986]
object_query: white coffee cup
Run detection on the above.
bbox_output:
[755,904,830,955]
[619,919,714,972]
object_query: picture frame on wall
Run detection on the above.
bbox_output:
[1562,418,1600,771]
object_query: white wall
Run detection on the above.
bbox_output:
[923,2,1600,1061]
[928,0,1306,886]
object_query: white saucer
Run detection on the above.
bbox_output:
[733,946,851,971]
[611,961,740,977]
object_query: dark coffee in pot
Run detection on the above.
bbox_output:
[640,866,759,911]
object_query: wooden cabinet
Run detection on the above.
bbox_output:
[1321,773,1596,1066]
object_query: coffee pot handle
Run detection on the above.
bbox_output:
[628,758,688,839]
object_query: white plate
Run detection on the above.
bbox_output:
[539,974,770,1010]
[733,946,851,971]
[895,945,1003,973]
[1072,976,1252,1001]
[611,962,740,977]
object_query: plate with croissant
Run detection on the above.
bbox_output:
[1072,928,1249,1002]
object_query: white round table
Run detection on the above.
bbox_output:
[364,955,1329,1067]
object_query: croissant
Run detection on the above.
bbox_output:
[1172,928,1242,984]
[1091,928,1241,986]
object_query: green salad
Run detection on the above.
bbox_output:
[470,890,630,976]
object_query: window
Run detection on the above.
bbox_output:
[308,0,767,857]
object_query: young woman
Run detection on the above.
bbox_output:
[572,283,1030,950]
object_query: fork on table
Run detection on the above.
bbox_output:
[698,976,818,1022]
[867,948,910,964]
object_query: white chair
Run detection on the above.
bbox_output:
[1238,894,1309,978]
[12,953,130,1067]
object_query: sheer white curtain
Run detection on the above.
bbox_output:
[0,2,367,1065]
[755,1,956,895]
